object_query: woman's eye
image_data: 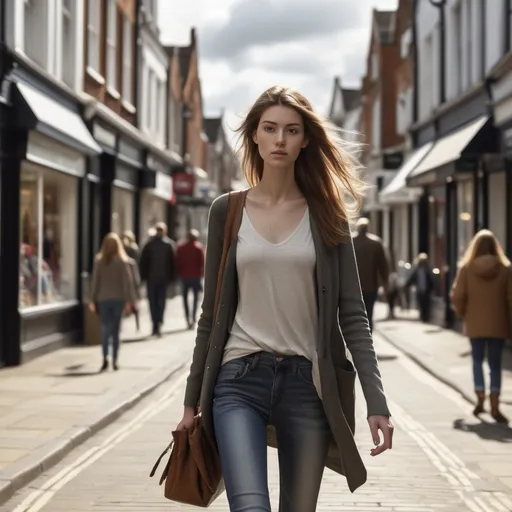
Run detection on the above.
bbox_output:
[264,126,274,132]
[289,129,298,134]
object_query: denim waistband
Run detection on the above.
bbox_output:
[241,351,312,371]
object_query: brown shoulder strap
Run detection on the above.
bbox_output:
[212,190,248,322]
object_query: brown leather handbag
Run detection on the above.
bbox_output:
[149,189,248,507]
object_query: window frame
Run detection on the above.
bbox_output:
[106,0,118,90]
[87,0,101,72]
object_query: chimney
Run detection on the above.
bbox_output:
[190,27,196,47]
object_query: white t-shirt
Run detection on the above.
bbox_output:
[222,207,322,398]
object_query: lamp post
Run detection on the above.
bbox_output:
[428,0,446,104]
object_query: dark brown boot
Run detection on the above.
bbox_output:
[490,392,509,424]
[473,391,485,416]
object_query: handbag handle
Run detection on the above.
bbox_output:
[149,440,174,485]
[212,190,248,323]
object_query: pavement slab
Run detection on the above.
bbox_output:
[0,298,195,506]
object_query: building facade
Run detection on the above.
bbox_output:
[0,3,235,367]
[361,9,404,247]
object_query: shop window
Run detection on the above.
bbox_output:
[111,188,135,237]
[19,168,77,309]
[457,180,474,260]
[428,187,446,297]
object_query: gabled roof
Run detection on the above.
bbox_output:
[375,9,396,45]
[203,117,223,143]
[328,77,361,124]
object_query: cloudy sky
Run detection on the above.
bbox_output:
[158,0,398,140]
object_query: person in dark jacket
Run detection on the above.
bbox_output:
[352,218,390,331]
[176,229,205,329]
[139,222,176,336]
[405,253,435,323]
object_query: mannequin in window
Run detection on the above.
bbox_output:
[43,227,60,292]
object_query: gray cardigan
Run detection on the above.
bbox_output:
[183,193,390,493]
[90,257,136,303]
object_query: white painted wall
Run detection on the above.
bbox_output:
[5,0,84,92]
[416,0,505,113]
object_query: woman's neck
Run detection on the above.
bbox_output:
[254,165,302,204]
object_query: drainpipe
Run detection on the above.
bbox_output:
[428,0,446,105]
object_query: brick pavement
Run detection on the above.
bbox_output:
[0,296,195,505]
[2,333,512,511]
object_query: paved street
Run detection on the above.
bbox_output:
[1,306,512,511]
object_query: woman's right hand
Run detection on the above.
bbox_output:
[175,406,196,431]
[88,302,96,313]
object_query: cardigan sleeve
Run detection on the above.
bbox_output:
[183,194,229,408]
[338,236,391,418]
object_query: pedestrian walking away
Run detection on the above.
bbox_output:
[123,230,141,330]
[174,85,394,512]
[176,228,205,329]
[405,253,435,323]
[88,232,137,371]
[451,229,511,424]
[139,221,177,336]
[352,217,390,331]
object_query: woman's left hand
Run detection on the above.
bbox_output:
[367,415,394,456]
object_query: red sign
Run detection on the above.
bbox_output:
[173,172,195,196]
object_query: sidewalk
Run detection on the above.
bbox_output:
[0,296,195,505]
[374,302,512,414]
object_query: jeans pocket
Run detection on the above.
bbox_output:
[216,359,250,384]
[296,365,314,385]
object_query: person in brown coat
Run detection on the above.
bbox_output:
[352,218,390,331]
[451,229,511,424]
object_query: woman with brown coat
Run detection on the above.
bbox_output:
[174,86,394,511]
[451,229,511,424]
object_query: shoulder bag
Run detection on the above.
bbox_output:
[149,189,248,508]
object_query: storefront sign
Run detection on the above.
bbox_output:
[501,121,512,159]
[118,137,144,167]
[26,132,86,177]
[382,151,404,170]
[146,153,168,175]
[93,123,116,149]
[173,172,195,196]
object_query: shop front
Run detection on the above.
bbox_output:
[407,115,499,327]
[0,74,101,365]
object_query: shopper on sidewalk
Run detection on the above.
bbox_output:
[405,253,435,323]
[89,233,137,371]
[122,231,141,330]
[139,222,177,336]
[175,85,394,511]
[176,229,205,329]
[352,217,390,331]
[451,229,511,424]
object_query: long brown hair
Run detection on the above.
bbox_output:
[96,232,128,264]
[459,229,510,268]
[235,85,364,247]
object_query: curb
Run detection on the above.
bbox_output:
[0,360,188,507]
[376,327,477,407]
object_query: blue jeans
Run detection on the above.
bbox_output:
[470,338,505,393]
[147,281,167,332]
[181,277,201,324]
[97,300,125,361]
[213,352,331,512]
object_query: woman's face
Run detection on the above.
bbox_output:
[253,105,308,167]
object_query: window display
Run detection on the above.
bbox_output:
[111,187,135,236]
[19,166,77,308]
[140,192,166,246]
[457,180,474,260]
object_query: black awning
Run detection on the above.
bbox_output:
[14,81,101,155]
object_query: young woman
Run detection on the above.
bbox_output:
[89,233,136,371]
[175,86,394,511]
[451,230,511,424]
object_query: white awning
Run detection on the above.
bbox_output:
[409,116,488,179]
[379,143,433,204]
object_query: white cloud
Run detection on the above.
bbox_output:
[158,0,399,144]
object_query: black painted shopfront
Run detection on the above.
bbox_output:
[0,67,102,366]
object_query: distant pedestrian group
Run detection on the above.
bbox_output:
[89,222,205,372]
